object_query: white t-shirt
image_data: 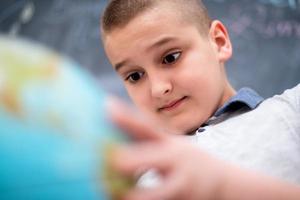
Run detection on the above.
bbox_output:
[190,83,300,184]
[139,84,300,187]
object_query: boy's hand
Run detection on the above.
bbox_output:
[107,100,226,200]
[107,100,300,200]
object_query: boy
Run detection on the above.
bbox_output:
[101,0,300,199]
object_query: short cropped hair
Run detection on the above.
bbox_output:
[101,0,212,36]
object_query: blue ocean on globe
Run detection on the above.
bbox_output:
[0,36,131,200]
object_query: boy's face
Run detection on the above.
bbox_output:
[103,6,234,134]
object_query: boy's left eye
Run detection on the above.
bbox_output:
[162,52,181,64]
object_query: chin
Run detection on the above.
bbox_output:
[167,124,199,135]
[157,116,203,135]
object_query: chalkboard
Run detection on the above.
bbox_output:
[204,0,300,98]
[0,0,299,99]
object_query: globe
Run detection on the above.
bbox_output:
[0,36,132,200]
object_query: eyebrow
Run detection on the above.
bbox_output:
[114,36,177,72]
[114,60,129,72]
[147,36,177,52]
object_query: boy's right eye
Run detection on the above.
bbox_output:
[125,71,144,83]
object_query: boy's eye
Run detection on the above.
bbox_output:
[162,52,181,64]
[126,71,144,83]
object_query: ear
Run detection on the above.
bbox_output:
[209,20,232,63]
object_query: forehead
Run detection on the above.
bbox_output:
[103,6,200,50]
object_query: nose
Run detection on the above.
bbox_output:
[149,73,173,98]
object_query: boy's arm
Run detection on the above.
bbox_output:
[219,162,300,200]
[108,101,300,200]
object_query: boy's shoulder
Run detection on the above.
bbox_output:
[268,83,300,112]
[214,87,264,117]
[205,84,300,128]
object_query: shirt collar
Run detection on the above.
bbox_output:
[214,87,264,117]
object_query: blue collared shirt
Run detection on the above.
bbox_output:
[197,87,264,133]
[215,87,264,117]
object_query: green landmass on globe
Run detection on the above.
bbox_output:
[0,35,133,200]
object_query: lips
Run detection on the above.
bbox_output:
[159,96,187,111]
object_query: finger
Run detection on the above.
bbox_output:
[157,167,190,200]
[123,170,187,200]
[106,97,166,141]
[110,142,172,177]
[123,187,165,200]
[116,140,201,200]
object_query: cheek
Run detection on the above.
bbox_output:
[126,85,152,112]
[187,51,222,85]
[177,56,224,103]
[176,61,215,92]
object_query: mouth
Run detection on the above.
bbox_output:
[158,96,188,112]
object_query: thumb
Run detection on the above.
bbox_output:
[110,142,171,177]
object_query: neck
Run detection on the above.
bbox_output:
[220,81,236,107]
